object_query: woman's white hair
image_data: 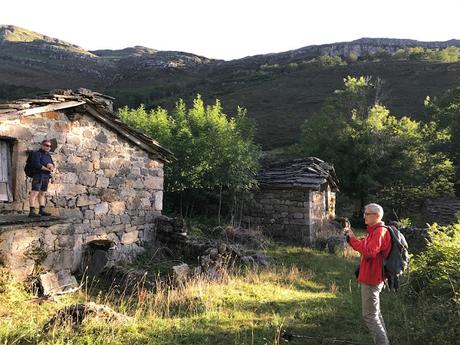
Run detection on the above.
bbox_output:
[365,203,384,218]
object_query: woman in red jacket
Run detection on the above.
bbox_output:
[344,203,391,345]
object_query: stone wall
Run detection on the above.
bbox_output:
[0,221,76,281]
[243,186,336,245]
[399,226,429,252]
[243,189,311,244]
[309,185,336,241]
[0,109,165,275]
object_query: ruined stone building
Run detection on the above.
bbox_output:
[243,158,338,245]
[0,89,174,291]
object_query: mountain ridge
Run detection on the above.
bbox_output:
[2,25,460,62]
[1,25,460,149]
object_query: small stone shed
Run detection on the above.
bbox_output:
[243,158,338,245]
[0,89,174,286]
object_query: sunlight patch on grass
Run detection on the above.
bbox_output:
[0,246,370,345]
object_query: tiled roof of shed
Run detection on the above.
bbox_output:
[257,157,338,191]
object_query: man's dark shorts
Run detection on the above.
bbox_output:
[31,175,50,192]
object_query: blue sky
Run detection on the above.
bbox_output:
[1,0,459,60]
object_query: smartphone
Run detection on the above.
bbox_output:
[340,217,350,229]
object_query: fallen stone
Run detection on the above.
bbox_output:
[43,301,132,332]
[172,263,190,281]
[40,271,79,296]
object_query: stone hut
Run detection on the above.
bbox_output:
[0,89,174,289]
[243,158,338,245]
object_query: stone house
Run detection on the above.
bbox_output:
[0,89,174,288]
[243,158,338,245]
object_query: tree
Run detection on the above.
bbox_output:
[292,76,454,217]
[119,95,261,219]
[438,46,460,63]
[345,52,358,63]
[425,87,460,193]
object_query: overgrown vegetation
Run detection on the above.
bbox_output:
[258,46,460,74]
[404,221,460,344]
[1,231,458,345]
[290,76,455,218]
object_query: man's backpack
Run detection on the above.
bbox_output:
[24,151,41,178]
[382,225,409,291]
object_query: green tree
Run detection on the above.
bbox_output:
[315,55,346,67]
[119,95,261,219]
[438,46,460,63]
[425,87,460,193]
[345,52,358,63]
[292,77,454,216]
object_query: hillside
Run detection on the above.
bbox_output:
[1,25,460,148]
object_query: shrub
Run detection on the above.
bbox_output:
[405,222,460,343]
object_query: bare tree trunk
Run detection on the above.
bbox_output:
[230,193,237,227]
[218,185,222,225]
[238,195,244,228]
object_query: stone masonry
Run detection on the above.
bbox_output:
[0,89,174,283]
[243,158,337,245]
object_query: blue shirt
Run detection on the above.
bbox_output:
[33,149,54,177]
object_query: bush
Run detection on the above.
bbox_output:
[405,222,460,343]
[411,222,460,296]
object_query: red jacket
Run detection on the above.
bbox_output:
[348,221,392,285]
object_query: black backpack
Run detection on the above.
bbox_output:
[24,151,41,178]
[382,225,409,291]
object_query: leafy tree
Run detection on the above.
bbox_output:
[119,95,261,219]
[425,87,460,193]
[292,76,454,216]
[438,46,460,63]
[407,47,427,60]
[345,52,358,63]
[314,55,346,67]
[375,46,459,63]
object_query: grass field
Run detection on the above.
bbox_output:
[0,242,424,345]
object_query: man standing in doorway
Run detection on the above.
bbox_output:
[343,203,392,345]
[28,139,55,217]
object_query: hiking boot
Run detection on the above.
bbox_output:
[28,211,41,218]
[39,206,52,217]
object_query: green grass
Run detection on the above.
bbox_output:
[0,244,433,345]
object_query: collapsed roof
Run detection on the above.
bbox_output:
[0,88,174,162]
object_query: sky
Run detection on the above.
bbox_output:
[1,0,459,60]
